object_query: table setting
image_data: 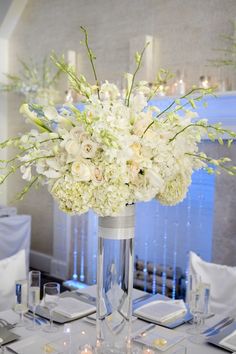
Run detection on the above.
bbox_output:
[1,273,236,354]
[0,23,236,354]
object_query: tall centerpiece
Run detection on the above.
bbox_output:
[1,27,236,353]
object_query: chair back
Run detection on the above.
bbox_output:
[188,251,236,315]
[0,249,27,311]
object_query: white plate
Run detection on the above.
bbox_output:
[8,336,52,354]
[133,325,186,352]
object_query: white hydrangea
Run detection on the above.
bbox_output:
[17,81,213,216]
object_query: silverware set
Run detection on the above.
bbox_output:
[202,316,235,336]
[0,319,16,330]
[23,312,48,325]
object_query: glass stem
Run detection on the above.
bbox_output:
[33,306,36,328]
[20,311,24,325]
[49,309,53,329]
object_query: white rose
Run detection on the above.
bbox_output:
[91,166,104,185]
[81,139,98,158]
[65,140,80,156]
[79,132,90,143]
[70,126,84,140]
[71,161,91,181]
[20,165,32,181]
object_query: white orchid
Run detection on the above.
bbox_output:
[2,28,235,216]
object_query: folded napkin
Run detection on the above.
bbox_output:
[0,327,20,345]
[54,297,96,319]
[0,309,19,325]
[134,300,187,324]
[220,329,236,351]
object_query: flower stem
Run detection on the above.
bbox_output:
[185,152,236,175]
[141,87,212,137]
[16,176,39,201]
[80,26,100,99]
[126,42,150,107]
[169,123,236,143]
[0,155,55,185]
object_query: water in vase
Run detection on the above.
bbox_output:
[97,236,134,353]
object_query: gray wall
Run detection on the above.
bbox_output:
[6,0,236,263]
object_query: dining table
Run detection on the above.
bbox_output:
[0,286,233,354]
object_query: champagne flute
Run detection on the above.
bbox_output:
[187,280,209,344]
[43,282,60,333]
[28,270,41,330]
[14,279,28,327]
[0,337,3,354]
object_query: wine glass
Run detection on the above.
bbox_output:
[187,280,209,344]
[28,270,41,330]
[0,337,3,354]
[187,288,201,335]
[43,282,60,333]
[14,279,28,327]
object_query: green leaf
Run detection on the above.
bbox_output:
[189,99,196,109]
[135,52,141,64]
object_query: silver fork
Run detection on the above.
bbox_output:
[0,319,16,330]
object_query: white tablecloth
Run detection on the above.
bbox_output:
[1,287,230,354]
[3,313,228,354]
[0,214,31,266]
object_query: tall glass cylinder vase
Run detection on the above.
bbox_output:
[96,204,135,354]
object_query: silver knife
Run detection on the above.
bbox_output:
[133,293,152,305]
[202,316,231,334]
[75,292,96,303]
[6,346,19,354]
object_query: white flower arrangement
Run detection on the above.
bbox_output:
[1,27,236,216]
[0,57,62,105]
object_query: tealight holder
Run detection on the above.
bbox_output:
[79,344,94,354]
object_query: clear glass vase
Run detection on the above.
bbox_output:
[96,204,135,354]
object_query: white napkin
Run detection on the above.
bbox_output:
[219,329,236,351]
[0,309,19,324]
[76,285,146,300]
[54,297,96,319]
[134,300,187,324]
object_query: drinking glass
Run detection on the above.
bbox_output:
[28,270,41,330]
[200,282,211,319]
[187,282,209,344]
[43,282,60,333]
[0,337,3,354]
[14,279,28,327]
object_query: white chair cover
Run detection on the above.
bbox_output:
[0,215,31,269]
[0,249,27,311]
[188,251,236,315]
